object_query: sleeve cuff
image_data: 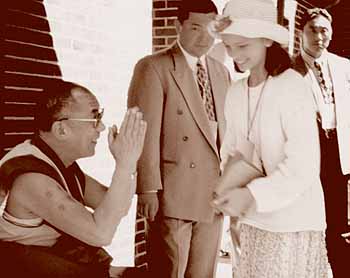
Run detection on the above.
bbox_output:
[247,178,273,213]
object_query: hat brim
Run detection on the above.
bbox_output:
[210,18,289,46]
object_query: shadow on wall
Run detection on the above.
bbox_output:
[1,1,62,158]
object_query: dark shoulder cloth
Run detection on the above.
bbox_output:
[0,155,64,192]
[0,136,85,204]
[0,138,112,275]
[31,136,86,203]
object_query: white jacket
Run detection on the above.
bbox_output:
[301,52,350,175]
[221,69,326,232]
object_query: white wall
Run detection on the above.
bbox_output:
[45,0,152,266]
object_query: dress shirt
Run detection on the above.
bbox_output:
[178,41,218,142]
[301,48,336,129]
[178,41,207,74]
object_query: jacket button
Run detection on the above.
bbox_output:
[190,162,196,168]
[183,136,188,141]
[177,109,183,115]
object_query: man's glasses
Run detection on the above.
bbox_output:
[57,108,104,128]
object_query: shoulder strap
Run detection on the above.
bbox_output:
[0,155,65,193]
[30,136,85,203]
[0,155,93,249]
[0,155,107,261]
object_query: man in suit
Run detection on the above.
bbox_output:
[127,1,230,277]
[293,8,350,277]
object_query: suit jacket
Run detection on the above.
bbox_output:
[293,52,350,175]
[128,43,230,222]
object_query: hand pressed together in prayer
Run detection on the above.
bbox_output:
[108,107,147,170]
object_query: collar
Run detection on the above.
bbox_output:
[32,135,70,171]
[177,41,207,72]
[301,46,329,68]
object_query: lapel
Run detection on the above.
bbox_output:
[294,54,321,109]
[169,44,219,157]
[327,53,349,127]
[207,56,226,147]
[328,54,345,103]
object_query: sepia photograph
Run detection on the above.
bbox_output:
[0,0,349,277]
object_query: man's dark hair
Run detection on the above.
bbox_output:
[36,80,91,132]
[177,0,218,24]
[234,42,291,77]
[299,8,332,30]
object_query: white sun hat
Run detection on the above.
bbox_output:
[209,0,289,45]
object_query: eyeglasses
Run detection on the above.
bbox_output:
[57,108,104,128]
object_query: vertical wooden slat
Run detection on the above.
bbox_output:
[277,0,285,25]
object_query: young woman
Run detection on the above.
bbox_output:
[211,0,328,277]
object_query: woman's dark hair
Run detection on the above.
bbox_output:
[36,80,91,132]
[177,0,218,24]
[233,42,291,76]
[265,42,292,76]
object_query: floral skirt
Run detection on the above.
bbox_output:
[236,224,329,278]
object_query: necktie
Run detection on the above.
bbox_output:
[196,59,216,121]
[314,61,334,104]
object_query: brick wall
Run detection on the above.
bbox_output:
[293,0,315,54]
[152,0,181,52]
[151,0,227,52]
[151,0,350,69]
[1,0,62,157]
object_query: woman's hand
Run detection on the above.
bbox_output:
[108,107,147,170]
[212,188,256,217]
